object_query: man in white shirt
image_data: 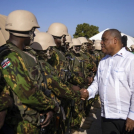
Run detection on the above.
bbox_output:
[82,29,134,134]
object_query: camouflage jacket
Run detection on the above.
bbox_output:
[65,51,95,87]
[0,43,57,113]
[84,51,98,68]
[83,50,105,69]
[25,47,81,100]
[48,47,86,86]
[0,71,13,111]
[0,93,13,111]
[94,50,105,66]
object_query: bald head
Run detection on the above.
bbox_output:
[105,29,122,43]
[101,29,123,56]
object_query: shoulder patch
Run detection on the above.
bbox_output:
[1,58,11,69]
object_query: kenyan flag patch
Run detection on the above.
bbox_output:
[1,58,11,69]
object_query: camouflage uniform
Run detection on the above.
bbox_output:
[25,47,81,100]
[0,90,13,111]
[81,49,105,118]
[48,47,84,131]
[0,75,13,133]
[94,50,105,66]
[83,51,97,76]
[66,50,96,120]
[25,46,81,134]
[0,79,13,112]
[0,43,58,134]
[81,49,103,112]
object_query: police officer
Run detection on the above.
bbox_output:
[30,32,88,134]
[47,23,85,86]
[30,32,83,100]
[65,34,72,51]
[0,10,59,134]
[94,40,105,65]
[78,37,97,84]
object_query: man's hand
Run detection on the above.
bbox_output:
[71,85,80,91]
[80,89,89,100]
[40,111,54,128]
[126,118,134,132]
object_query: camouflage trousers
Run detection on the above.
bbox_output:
[71,100,85,129]
[47,113,65,134]
[9,120,40,134]
[84,95,99,117]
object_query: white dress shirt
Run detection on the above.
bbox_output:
[87,47,134,120]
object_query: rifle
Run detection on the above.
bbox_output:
[79,59,85,78]
[65,100,75,134]
[41,69,51,97]
[94,52,99,68]
[38,61,53,134]
[39,61,67,133]
[40,115,47,134]
[55,105,66,134]
[66,55,75,73]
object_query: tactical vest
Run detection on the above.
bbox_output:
[0,43,43,126]
[25,47,61,105]
[68,52,85,78]
[81,51,97,77]
[53,47,70,83]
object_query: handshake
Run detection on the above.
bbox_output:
[71,85,89,100]
[80,88,89,100]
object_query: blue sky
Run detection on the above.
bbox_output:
[0,0,134,37]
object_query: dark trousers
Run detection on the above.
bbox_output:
[101,117,134,134]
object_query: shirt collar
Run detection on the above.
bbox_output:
[106,47,127,58]
[115,47,126,57]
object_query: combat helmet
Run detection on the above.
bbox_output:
[88,39,93,45]
[130,44,134,49]
[130,44,134,51]
[0,15,9,46]
[65,34,72,51]
[65,34,72,43]
[5,10,40,40]
[78,37,88,50]
[31,32,56,59]
[77,37,88,44]
[47,23,69,46]
[70,38,82,53]
[94,40,101,50]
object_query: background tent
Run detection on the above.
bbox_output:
[0,14,9,46]
[90,28,134,48]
